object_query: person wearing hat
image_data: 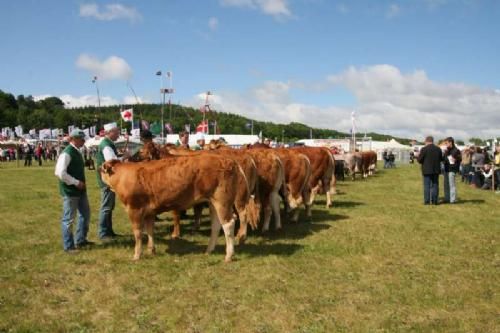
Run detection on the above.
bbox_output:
[96,122,122,240]
[443,137,461,203]
[54,129,91,253]
[193,132,206,150]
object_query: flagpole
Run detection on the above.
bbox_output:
[251,120,254,136]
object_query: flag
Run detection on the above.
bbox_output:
[15,125,23,137]
[196,120,208,134]
[150,122,162,135]
[258,131,262,139]
[121,108,133,122]
[68,125,75,135]
[245,122,252,129]
[141,120,150,130]
[155,71,162,76]
[89,126,96,137]
[29,129,37,137]
[165,123,173,134]
[184,124,191,133]
[51,129,59,138]
[83,128,90,139]
[39,129,51,140]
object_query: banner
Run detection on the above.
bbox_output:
[121,108,133,122]
[83,128,90,139]
[130,128,140,138]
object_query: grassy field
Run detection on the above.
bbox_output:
[0,160,498,333]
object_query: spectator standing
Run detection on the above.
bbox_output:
[175,131,190,149]
[471,147,485,188]
[24,144,33,167]
[54,129,91,253]
[460,146,473,184]
[35,143,43,166]
[443,137,461,203]
[417,136,443,205]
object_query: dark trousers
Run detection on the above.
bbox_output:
[423,174,439,204]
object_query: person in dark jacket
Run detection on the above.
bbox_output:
[417,136,443,205]
[443,137,461,203]
[54,129,91,253]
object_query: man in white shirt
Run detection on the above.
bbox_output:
[54,129,91,253]
[95,122,123,240]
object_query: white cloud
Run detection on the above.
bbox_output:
[220,0,292,19]
[208,17,219,31]
[186,65,500,141]
[76,54,132,81]
[386,4,400,18]
[79,3,142,22]
[327,65,500,140]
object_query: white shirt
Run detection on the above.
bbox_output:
[102,145,118,161]
[54,143,83,186]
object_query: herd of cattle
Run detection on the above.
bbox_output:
[99,142,379,262]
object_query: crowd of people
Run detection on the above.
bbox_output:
[417,136,499,205]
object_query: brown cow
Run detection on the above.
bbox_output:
[292,147,336,208]
[361,151,377,178]
[242,149,286,232]
[156,146,259,243]
[270,148,312,221]
[100,155,253,262]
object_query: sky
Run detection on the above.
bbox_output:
[0,0,499,140]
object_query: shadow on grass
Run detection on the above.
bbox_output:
[163,237,304,257]
[453,199,486,205]
[313,200,364,208]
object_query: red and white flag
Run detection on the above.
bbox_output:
[121,108,133,122]
[196,120,208,134]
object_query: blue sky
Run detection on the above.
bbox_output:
[0,0,499,139]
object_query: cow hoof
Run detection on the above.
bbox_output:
[149,247,156,255]
[224,256,232,263]
[171,234,180,239]
[132,255,140,261]
[237,236,246,245]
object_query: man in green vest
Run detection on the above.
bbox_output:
[96,122,124,240]
[54,129,91,253]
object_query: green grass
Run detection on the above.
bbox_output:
[0,161,498,332]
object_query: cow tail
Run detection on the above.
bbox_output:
[299,154,312,197]
[274,154,287,201]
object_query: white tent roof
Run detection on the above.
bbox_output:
[371,139,412,151]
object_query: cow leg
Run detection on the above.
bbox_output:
[221,218,236,263]
[132,223,143,261]
[261,195,272,232]
[309,184,320,206]
[192,204,203,232]
[235,212,247,245]
[206,205,221,254]
[171,210,181,239]
[271,191,282,230]
[145,218,156,256]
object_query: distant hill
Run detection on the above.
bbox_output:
[0,89,414,144]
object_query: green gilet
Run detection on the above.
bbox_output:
[96,137,118,188]
[59,145,86,197]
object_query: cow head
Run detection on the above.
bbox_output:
[100,160,121,186]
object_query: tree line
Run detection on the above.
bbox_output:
[0,89,421,144]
